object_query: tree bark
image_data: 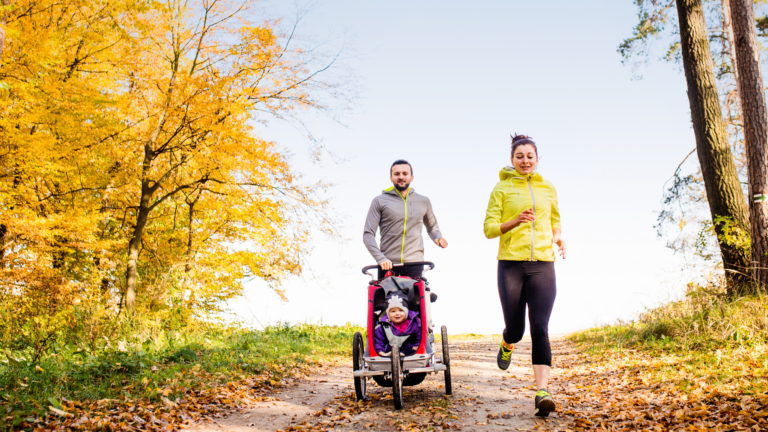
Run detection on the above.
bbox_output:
[675,0,752,291]
[721,0,742,105]
[125,179,153,312]
[185,199,194,274]
[124,154,154,312]
[729,0,768,291]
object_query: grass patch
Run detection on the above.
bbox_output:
[436,333,499,343]
[569,287,768,397]
[0,322,362,430]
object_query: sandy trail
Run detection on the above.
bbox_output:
[191,335,575,431]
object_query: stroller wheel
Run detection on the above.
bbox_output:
[353,332,366,401]
[391,344,404,410]
[441,325,452,395]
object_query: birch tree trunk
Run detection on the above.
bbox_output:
[675,0,752,292]
[729,0,768,292]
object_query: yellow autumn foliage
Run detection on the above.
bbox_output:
[0,0,345,354]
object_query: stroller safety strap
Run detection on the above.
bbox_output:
[378,323,411,348]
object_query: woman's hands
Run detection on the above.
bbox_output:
[500,210,567,259]
[553,228,566,259]
[500,208,535,234]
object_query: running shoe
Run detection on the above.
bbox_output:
[496,342,514,370]
[534,389,556,417]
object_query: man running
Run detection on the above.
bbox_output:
[364,159,448,280]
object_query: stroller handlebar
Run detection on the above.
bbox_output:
[361,261,435,277]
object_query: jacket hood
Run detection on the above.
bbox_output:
[499,167,542,182]
[383,186,414,197]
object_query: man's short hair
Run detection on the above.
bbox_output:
[390,159,413,175]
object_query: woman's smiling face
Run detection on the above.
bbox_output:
[512,144,538,174]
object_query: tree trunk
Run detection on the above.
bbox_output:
[721,0,742,106]
[675,0,752,291]
[123,61,176,312]
[0,223,7,267]
[185,199,195,275]
[729,0,768,292]
[124,146,155,312]
[124,196,151,312]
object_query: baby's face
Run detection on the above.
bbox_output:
[388,307,407,324]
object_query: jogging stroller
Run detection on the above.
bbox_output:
[351,261,452,409]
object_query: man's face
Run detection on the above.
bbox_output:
[390,164,413,192]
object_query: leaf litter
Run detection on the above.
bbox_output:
[16,335,768,431]
[557,339,768,431]
[3,359,320,431]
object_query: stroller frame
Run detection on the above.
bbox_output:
[351,261,452,410]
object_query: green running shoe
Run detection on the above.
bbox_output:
[496,342,514,370]
[534,389,556,417]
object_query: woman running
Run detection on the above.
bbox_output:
[483,134,566,417]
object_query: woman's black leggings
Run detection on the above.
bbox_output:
[497,260,556,366]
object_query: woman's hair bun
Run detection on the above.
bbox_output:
[511,133,532,143]
[510,133,538,156]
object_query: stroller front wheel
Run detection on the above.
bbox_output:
[353,332,366,401]
[441,325,452,395]
[391,344,404,410]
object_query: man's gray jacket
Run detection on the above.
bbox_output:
[363,187,442,265]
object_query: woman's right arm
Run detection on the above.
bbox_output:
[500,208,535,234]
[484,186,505,239]
[484,185,535,238]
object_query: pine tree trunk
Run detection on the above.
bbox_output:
[729,0,768,292]
[721,0,742,105]
[675,0,752,291]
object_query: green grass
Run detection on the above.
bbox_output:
[570,290,768,395]
[0,322,363,429]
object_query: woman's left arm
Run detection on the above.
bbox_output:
[551,188,566,259]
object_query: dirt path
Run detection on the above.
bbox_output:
[191,336,576,432]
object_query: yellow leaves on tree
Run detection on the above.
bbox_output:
[0,0,345,353]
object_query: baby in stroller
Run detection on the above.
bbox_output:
[373,293,422,356]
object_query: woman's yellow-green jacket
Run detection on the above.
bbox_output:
[484,167,561,262]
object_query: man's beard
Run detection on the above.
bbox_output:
[394,181,410,192]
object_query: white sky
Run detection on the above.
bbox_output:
[229,1,702,335]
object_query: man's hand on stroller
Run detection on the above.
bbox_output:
[380,260,393,271]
